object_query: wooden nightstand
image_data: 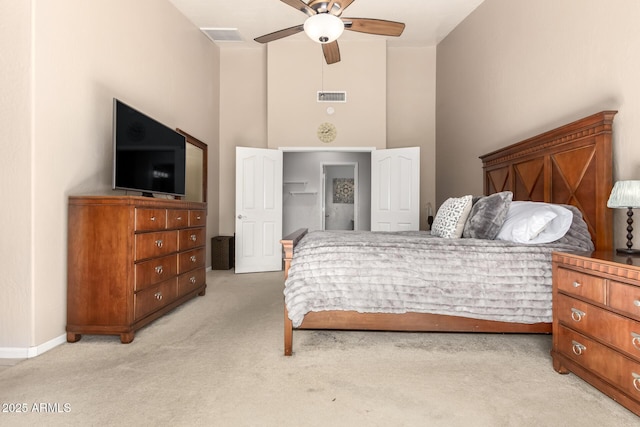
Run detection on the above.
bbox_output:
[552,251,640,416]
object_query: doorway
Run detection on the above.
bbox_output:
[322,163,358,230]
[282,150,371,235]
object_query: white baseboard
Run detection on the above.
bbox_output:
[0,334,67,359]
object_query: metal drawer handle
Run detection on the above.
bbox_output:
[177,216,183,221]
[190,276,197,284]
[572,281,582,288]
[633,373,640,392]
[190,255,197,263]
[634,300,640,307]
[150,216,156,221]
[155,239,164,248]
[190,234,197,242]
[632,333,640,351]
[572,340,586,356]
[196,215,202,220]
[154,292,163,301]
[571,308,586,322]
[155,265,163,275]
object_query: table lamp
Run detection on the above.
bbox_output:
[607,180,640,254]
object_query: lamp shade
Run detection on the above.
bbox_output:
[303,13,344,44]
[607,180,640,208]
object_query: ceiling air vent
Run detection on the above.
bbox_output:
[317,91,347,103]
[201,28,243,43]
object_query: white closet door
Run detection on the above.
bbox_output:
[371,147,420,231]
[235,147,283,273]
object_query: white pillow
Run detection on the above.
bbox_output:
[431,195,473,238]
[496,201,573,244]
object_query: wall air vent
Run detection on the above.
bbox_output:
[201,28,244,43]
[317,91,347,103]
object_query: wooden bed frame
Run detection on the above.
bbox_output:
[280,110,617,356]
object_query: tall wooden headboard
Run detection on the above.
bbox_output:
[480,111,617,252]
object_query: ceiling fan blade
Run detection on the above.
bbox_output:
[254,25,304,44]
[343,18,405,37]
[280,0,316,17]
[329,0,356,16]
[322,41,341,64]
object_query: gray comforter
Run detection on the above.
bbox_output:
[284,206,594,327]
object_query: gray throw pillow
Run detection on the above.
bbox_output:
[462,191,513,239]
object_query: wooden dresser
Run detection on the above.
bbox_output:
[552,251,640,416]
[66,196,207,343]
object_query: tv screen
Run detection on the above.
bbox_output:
[112,99,186,197]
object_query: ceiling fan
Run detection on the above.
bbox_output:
[254,0,405,65]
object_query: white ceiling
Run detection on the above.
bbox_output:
[168,0,484,48]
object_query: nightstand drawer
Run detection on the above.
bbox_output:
[557,294,640,360]
[556,267,605,303]
[557,325,640,401]
[609,280,640,321]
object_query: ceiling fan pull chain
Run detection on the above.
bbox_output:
[321,51,325,94]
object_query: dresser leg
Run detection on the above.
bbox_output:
[66,332,81,343]
[198,288,206,296]
[552,354,570,374]
[120,332,135,344]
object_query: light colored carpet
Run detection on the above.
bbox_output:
[1,269,638,426]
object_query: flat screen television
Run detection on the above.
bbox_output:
[112,98,186,197]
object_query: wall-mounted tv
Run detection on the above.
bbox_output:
[112,98,186,197]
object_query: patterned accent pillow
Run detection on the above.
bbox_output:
[431,195,473,238]
[462,191,513,239]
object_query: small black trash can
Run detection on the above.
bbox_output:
[211,235,235,270]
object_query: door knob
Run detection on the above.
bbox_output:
[237,214,244,219]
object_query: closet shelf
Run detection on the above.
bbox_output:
[289,191,317,195]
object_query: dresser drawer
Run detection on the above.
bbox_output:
[557,325,640,401]
[609,280,640,321]
[179,227,205,250]
[556,267,605,303]
[189,209,206,227]
[135,254,178,291]
[134,278,177,320]
[135,231,178,261]
[135,208,166,231]
[167,209,189,229]
[557,294,640,360]
[178,267,206,295]
[178,247,205,274]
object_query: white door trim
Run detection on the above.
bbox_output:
[279,146,376,153]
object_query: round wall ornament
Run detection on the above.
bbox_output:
[317,122,337,143]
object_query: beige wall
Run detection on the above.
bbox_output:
[1,0,33,350]
[388,46,437,231]
[218,47,268,235]
[1,0,220,354]
[267,39,387,149]
[436,0,640,249]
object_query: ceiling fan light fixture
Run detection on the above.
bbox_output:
[303,13,344,44]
